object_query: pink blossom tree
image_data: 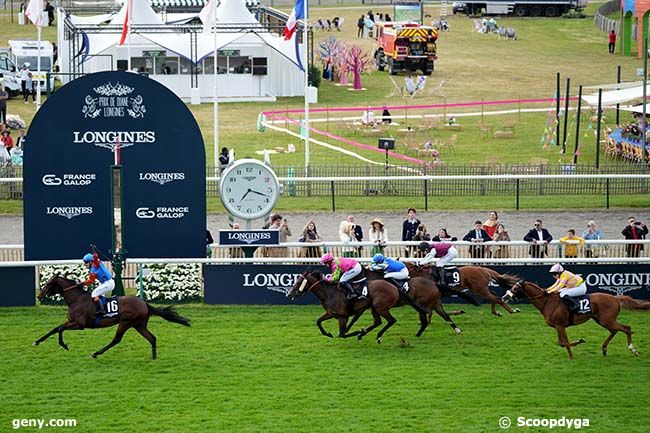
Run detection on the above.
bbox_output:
[345,45,373,90]
[317,36,340,81]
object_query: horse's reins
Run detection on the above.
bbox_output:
[63,283,82,292]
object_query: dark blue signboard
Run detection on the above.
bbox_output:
[204,264,650,305]
[0,267,37,306]
[24,72,205,260]
[218,230,280,246]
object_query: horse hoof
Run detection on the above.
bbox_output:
[454,327,462,334]
[578,338,586,344]
[91,353,98,359]
[32,341,39,346]
[61,345,69,351]
[513,308,521,313]
[325,333,333,338]
[602,350,607,357]
[377,337,382,344]
[458,310,466,315]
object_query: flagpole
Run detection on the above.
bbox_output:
[303,0,309,170]
[213,17,219,176]
[36,22,41,109]
[127,0,132,71]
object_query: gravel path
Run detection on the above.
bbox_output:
[2,210,647,245]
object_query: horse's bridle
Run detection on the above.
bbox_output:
[298,276,322,294]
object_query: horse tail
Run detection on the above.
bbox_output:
[617,296,650,311]
[147,304,191,327]
[485,269,519,289]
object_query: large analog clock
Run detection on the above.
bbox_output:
[219,159,280,220]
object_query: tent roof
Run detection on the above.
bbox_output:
[582,81,645,90]
[582,84,650,106]
[620,104,650,115]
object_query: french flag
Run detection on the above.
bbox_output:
[283,0,306,41]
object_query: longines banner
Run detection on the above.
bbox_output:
[218,230,280,246]
[24,71,205,260]
[204,264,650,305]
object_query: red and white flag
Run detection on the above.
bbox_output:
[24,0,44,27]
[283,0,305,41]
[119,0,132,46]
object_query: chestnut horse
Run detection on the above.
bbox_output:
[33,275,190,359]
[362,269,463,335]
[503,280,650,359]
[288,270,429,343]
[406,263,520,316]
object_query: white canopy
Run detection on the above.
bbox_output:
[620,104,650,115]
[582,81,645,90]
[74,0,302,69]
[582,84,650,106]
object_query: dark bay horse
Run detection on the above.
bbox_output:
[33,275,190,359]
[363,269,463,335]
[406,263,520,317]
[503,280,650,359]
[288,270,428,343]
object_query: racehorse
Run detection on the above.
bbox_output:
[288,270,429,343]
[33,275,191,359]
[406,263,520,317]
[363,268,463,335]
[503,280,650,359]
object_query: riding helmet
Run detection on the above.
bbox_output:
[549,263,564,273]
[82,253,94,263]
[417,241,431,251]
[372,253,385,263]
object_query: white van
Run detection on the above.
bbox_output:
[0,53,20,96]
[7,39,55,91]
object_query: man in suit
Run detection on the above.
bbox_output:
[622,216,648,258]
[347,214,364,257]
[463,220,490,259]
[524,219,553,258]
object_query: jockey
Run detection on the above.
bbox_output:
[369,253,409,290]
[417,241,458,290]
[546,264,586,312]
[83,251,115,314]
[320,252,363,299]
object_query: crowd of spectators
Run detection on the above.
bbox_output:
[210,210,647,260]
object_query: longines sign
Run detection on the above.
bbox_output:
[24,71,205,260]
[204,264,650,305]
[218,230,280,246]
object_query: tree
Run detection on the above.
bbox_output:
[345,44,373,90]
[317,36,340,81]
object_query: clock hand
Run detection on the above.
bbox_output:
[249,189,270,198]
[239,189,252,202]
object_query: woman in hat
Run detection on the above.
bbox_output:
[369,217,388,255]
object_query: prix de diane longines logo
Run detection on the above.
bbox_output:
[77,81,154,152]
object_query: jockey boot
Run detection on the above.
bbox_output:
[340,282,356,300]
[437,267,448,291]
[93,296,106,316]
[561,296,578,313]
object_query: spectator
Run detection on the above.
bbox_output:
[206,229,214,258]
[463,220,490,259]
[338,221,356,258]
[218,147,230,173]
[15,129,26,150]
[622,216,648,258]
[412,224,431,258]
[357,15,365,38]
[1,130,13,161]
[369,218,388,256]
[0,85,8,125]
[299,220,322,258]
[524,219,553,258]
[347,214,364,257]
[582,220,603,258]
[229,223,244,259]
[608,30,616,54]
[381,105,392,124]
[402,207,420,257]
[482,210,500,239]
[559,229,585,259]
[52,42,58,66]
[377,13,383,22]
[491,224,511,259]
[20,64,34,103]
[361,106,377,127]
[364,15,374,38]
[385,13,391,22]
[432,228,457,242]
[367,10,374,22]
[45,1,55,26]
[332,17,340,31]
[262,214,291,257]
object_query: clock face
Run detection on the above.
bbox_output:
[220,159,280,220]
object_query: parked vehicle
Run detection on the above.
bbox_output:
[7,39,55,91]
[0,53,20,96]
[460,0,587,16]
[374,22,438,76]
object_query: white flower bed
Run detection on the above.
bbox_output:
[39,264,92,302]
[138,264,202,302]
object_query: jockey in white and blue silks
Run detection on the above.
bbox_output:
[83,252,115,314]
[369,254,410,286]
